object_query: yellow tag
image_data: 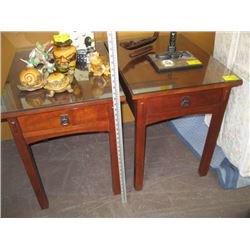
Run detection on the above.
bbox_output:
[186,59,202,65]
[1,87,6,96]
[53,33,70,43]
[222,75,239,81]
[160,85,172,90]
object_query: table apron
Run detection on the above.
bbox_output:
[139,88,224,125]
[17,103,112,144]
[146,104,220,125]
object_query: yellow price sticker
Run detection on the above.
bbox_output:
[160,85,172,90]
[1,87,6,96]
[222,75,239,81]
[186,59,202,65]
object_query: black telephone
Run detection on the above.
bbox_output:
[156,32,191,59]
[120,32,159,50]
[147,31,202,72]
[168,31,177,53]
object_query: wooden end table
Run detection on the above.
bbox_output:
[1,43,123,209]
[117,34,242,190]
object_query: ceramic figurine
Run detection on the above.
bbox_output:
[53,34,77,74]
[18,67,45,91]
[88,51,110,77]
[20,42,56,77]
[44,72,74,97]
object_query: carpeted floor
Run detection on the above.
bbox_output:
[1,122,250,218]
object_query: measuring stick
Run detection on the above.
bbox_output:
[107,31,127,203]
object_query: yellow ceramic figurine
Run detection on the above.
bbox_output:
[88,51,110,77]
[53,34,77,74]
[18,67,45,91]
[44,72,74,97]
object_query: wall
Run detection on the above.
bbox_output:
[181,32,215,55]
[1,31,215,140]
[1,33,17,140]
[95,31,215,55]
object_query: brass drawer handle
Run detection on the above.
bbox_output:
[181,96,190,107]
[60,114,70,126]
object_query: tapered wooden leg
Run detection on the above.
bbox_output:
[198,88,231,176]
[108,107,121,194]
[8,118,49,209]
[134,101,147,190]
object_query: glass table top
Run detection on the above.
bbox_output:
[117,34,242,95]
[1,43,122,115]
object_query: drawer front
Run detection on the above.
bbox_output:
[147,88,223,115]
[18,105,109,134]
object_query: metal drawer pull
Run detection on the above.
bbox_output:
[60,114,70,126]
[181,96,190,107]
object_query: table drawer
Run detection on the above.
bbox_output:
[147,88,223,114]
[18,105,109,134]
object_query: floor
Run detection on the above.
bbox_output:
[1,122,250,218]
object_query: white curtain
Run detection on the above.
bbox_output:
[205,32,250,177]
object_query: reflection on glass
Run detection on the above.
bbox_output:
[1,43,118,115]
[117,34,240,95]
